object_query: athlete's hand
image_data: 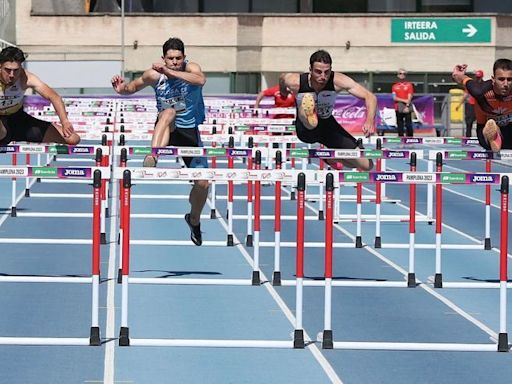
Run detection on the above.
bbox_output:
[452,64,468,83]
[111,75,125,94]
[152,63,165,74]
[59,120,75,138]
[362,121,374,138]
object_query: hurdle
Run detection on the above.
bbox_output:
[371,153,500,268]
[0,165,109,245]
[2,144,110,244]
[423,149,512,247]
[318,175,510,352]
[0,169,106,346]
[117,168,306,349]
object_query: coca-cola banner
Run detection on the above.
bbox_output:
[334,94,434,134]
[206,94,435,135]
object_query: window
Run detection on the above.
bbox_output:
[252,0,299,13]
[421,0,472,12]
[202,0,249,12]
[313,0,367,13]
[231,72,260,93]
[368,0,416,12]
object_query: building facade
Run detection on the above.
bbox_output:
[1,1,511,95]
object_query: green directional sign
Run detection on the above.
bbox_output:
[392,18,491,43]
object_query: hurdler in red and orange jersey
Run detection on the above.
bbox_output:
[452,59,512,152]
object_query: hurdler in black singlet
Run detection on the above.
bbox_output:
[295,72,358,149]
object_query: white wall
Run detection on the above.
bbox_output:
[25,61,121,88]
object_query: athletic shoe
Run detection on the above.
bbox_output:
[482,119,502,152]
[185,213,202,246]
[299,93,318,129]
[143,155,158,167]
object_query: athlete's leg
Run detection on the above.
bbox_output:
[189,179,209,225]
[318,118,374,171]
[325,156,373,171]
[144,108,176,167]
[482,119,502,152]
[0,119,8,143]
[152,108,176,147]
[42,122,80,145]
[172,128,209,245]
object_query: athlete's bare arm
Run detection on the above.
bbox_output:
[152,61,206,86]
[334,73,377,137]
[111,69,159,95]
[25,70,75,138]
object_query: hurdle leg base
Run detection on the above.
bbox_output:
[434,273,443,288]
[89,326,101,346]
[374,236,382,248]
[100,233,107,244]
[36,177,41,183]
[25,189,30,197]
[355,236,363,248]
[10,207,16,217]
[293,329,305,349]
[117,269,123,284]
[322,330,333,349]
[318,210,324,220]
[117,232,120,244]
[105,208,109,218]
[484,238,491,250]
[119,327,130,346]
[246,234,253,247]
[227,234,234,246]
[290,191,296,201]
[407,273,416,287]
[498,333,509,352]
[251,271,260,286]
[210,209,216,219]
[272,271,281,286]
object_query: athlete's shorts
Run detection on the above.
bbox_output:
[169,127,208,168]
[296,115,358,149]
[0,109,52,145]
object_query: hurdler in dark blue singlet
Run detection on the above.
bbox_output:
[295,72,359,149]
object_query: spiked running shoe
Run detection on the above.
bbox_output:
[299,93,318,129]
[483,119,502,153]
[143,155,158,167]
[185,213,202,246]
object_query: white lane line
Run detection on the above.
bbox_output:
[210,201,343,384]
[103,180,118,384]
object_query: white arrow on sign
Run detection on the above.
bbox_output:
[462,24,478,38]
